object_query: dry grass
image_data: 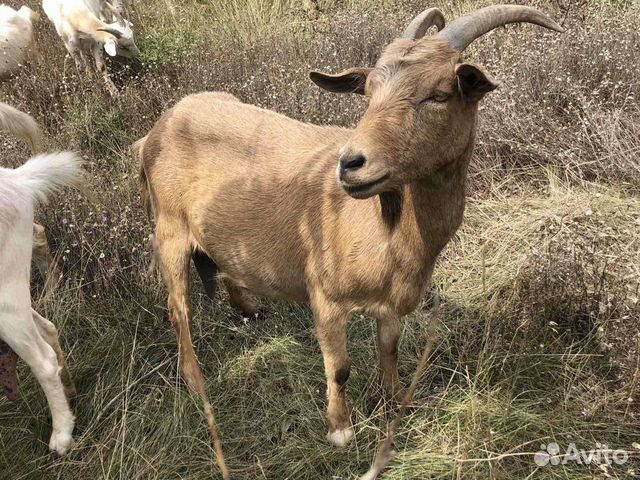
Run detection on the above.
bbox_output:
[0,0,639,478]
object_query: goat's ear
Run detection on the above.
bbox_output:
[455,63,498,102]
[104,40,117,57]
[309,67,373,95]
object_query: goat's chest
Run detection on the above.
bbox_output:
[308,193,462,317]
[309,226,437,316]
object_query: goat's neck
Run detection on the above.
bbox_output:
[381,153,470,266]
[67,9,111,43]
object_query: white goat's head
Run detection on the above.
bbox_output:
[97,3,139,58]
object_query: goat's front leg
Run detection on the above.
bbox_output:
[65,38,88,73]
[377,316,403,399]
[0,308,74,454]
[311,292,354,446]
[93,43,118,97]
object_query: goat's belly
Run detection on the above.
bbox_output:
[218,266,309,303]
[191,195,313,302]
[201,235,310,302]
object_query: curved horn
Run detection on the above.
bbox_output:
[438,5,563,52]
[97,27,123,39]
[402,7,446,40]
[105,1,125,24]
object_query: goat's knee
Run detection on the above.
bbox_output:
[334,362,350,388]
[377,317,402,397]
[28,344,60,386]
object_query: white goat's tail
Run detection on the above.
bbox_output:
[11,152,84,206]
[0,102,43,153]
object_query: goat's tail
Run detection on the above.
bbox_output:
[134,135,154,221]
[0,102,43,153]
[11,152,84,206]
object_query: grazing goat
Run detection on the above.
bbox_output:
[42,0,139,95]
[0,4,40,78]
[137,4,562,457]
[0,151,83,455]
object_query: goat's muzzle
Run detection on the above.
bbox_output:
[338,153,366,181]
[338,148,391,198]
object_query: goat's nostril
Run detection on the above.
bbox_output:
[339,154,366,171]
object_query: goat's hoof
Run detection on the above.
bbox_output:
[233,305,268,322]
[254,306,269,320]
[49,427,74,455]
[326,426,355,447]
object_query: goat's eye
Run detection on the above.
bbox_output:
[421,93,448,104]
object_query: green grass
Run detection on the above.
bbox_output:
[1,0,639,478]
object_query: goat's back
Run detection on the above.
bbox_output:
[0,6,35,77]
[141,92,390,301]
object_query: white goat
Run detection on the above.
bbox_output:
[42,0,139,95]
[0,152,83,455]
[0,102,65,289]
[0,4,40,78]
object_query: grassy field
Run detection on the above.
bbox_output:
[1,0,639,478]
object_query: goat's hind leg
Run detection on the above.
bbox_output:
[32,223,61,295]
[32,309,76,399]
[0,309,74,454]
[155,217,229,478]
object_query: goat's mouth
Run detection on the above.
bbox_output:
[341,174,390,199]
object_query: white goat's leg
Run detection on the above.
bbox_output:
[32,309,76,400]
[78,50,89,73]
[0,309,75,455]
[32,223,61,295]
[64,38,87,73]
[31,223,51,278]
[93,44,118,97]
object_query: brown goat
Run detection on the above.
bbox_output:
[136,4,562,466]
